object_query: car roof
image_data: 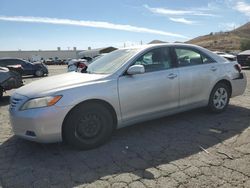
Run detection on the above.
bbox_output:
[121,43,200,50]
[120,43,227,63]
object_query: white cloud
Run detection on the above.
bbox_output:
[169,17,196,25]
[0,15,188,39]
[144,4,217,17]
[235,1,250,17]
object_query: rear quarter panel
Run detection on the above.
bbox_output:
[216,61,247,97]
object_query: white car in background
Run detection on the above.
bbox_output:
[213,51,236,61]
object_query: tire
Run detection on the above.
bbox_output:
[208,83,230,113]
[35,69,44,77]
[63,102,115,150]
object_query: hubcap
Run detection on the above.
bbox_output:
[213,88,228,109]
[36,70,43,76]
[75,113,102,139]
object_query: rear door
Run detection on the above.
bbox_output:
[173,47,220,107]
[118,47,179,123]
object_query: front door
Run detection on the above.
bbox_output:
[118,47,179,123]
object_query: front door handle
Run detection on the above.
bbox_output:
[168,73,177,79]
[210,66,217,71]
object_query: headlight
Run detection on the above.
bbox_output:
[20,95,62,111]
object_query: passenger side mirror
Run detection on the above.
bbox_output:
[127,65,145,75]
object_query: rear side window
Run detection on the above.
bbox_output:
[175,48,214,67]
[0,59,13,66]
[5,59,18,65]
[0,59,25,66]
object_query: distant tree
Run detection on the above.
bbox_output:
[240,39,250,51]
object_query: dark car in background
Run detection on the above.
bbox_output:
[0,58,48,77]
[237,50,250,67]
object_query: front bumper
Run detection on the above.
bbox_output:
[9,94,72,143]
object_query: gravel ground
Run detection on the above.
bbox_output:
[0,65,249,188]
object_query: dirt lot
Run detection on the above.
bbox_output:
[0,66,249,188]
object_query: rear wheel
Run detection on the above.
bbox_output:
[63,102,115,150]
[208,83,230,113]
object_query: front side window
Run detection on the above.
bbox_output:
[134,47,173,72]
[175,48,213,67]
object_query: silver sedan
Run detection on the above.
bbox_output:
[9,44,247,150]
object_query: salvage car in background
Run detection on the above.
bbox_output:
[0,58,48,77]
[9,44,247,150]
[213,51,236,61]
[67,59,89,72]
[0,67,23,99]
[237,50,250,67]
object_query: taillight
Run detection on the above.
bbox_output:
[234,63,241,73]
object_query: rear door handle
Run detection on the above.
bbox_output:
[167,73,177,79]
[210,66,217,71]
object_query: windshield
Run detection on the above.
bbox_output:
[86,49,138,74]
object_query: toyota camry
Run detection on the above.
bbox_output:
[9,44,247,150]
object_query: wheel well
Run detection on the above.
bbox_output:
[62,99,118,141]
[215,79,232,97]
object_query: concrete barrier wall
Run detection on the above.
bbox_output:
[0,50,83,60]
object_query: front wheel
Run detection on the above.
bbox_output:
[35,69,44,77]
[208,83,230,113]
[63,102,115,150]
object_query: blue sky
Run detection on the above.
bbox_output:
[0,0,250,51]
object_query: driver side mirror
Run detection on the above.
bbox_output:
[127,65,145,75]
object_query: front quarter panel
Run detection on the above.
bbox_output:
[54,78,122,125]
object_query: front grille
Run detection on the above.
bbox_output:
[237,55,250,65]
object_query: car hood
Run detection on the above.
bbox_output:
[15,72,107,97]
